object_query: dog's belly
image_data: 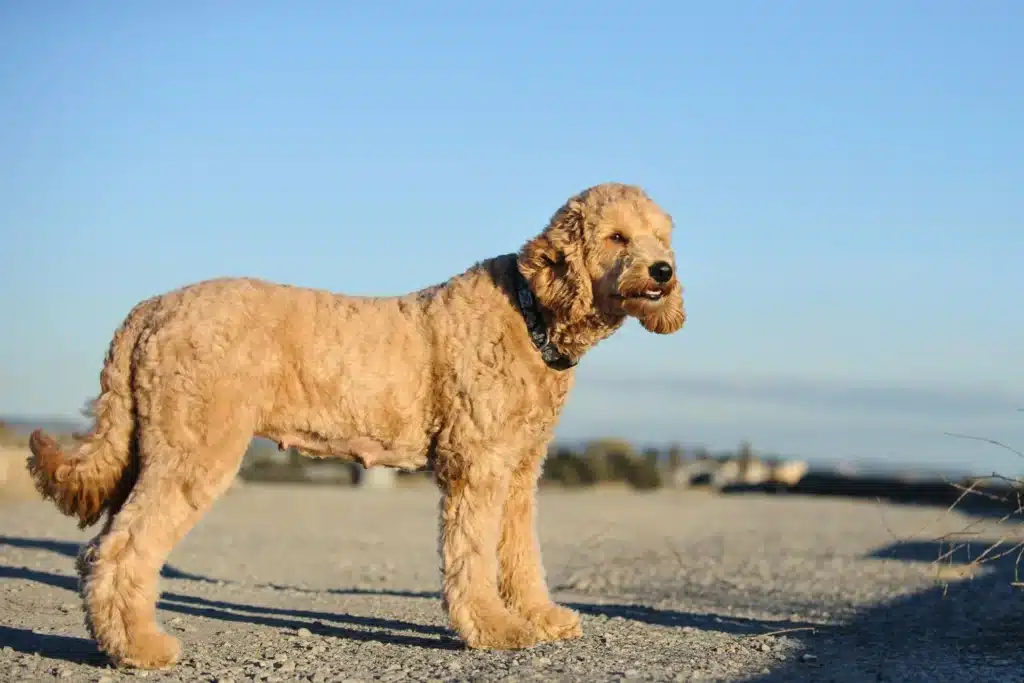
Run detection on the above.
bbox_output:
[261,429,430,471]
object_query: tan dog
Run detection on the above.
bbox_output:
[27,182,686,669]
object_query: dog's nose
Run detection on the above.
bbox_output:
[649,261,673,284]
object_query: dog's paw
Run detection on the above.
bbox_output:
[112,630,181,670]
[463,614,540,650]
[523,603,583,642]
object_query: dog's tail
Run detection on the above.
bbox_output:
[27,297,159,529]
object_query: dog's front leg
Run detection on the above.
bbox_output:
[497,443,583,642]
[436,457,539,650]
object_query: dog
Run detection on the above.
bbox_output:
[27,181,686,668]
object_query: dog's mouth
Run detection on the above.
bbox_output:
[615,289,666,303]
[637,289,664,301]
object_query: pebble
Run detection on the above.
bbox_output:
[296,627,313,638]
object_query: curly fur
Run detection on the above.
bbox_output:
[26,182,685,668]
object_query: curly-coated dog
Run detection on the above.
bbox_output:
[27,182,686,669]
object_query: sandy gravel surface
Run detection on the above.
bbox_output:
[2,482,1023,682]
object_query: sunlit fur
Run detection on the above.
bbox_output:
[26,182,685,669]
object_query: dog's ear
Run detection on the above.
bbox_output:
[638,284,686,334]
[518,198,594,324]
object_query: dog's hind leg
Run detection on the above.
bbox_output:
[435,454,539,650]
[79,417,250,669]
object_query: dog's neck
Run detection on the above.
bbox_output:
[511,261,626,370]
[547,308,627,362]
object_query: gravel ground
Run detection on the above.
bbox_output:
[2,481,1023,682]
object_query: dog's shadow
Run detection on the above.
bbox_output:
[0,533,811,668]
[0,535,219,584]
[0,535,461,662]
[272,584,817,636]
[0,624,107,666]
[0,564,461,656]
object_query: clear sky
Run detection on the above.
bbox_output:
[2,2,1021,474]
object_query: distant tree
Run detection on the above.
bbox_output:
[642,447,661,471]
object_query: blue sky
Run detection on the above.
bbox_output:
[1,1,1021,474]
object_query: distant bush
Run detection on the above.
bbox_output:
[583,438,638,482]
[539,438,667,490]
[542,446,590,487]
[624,452,662,490]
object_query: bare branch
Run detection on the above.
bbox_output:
[943,432,1024,460]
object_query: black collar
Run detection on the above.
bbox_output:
[511,260,578,371]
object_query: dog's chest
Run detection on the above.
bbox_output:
[482,370,572,440]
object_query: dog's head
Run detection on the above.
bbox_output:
[518,182,685,335]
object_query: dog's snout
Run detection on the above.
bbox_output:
[649,261,673,284]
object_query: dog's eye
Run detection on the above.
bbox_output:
[608,232,628,245]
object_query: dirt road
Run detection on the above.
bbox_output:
[2,482,1022,682]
